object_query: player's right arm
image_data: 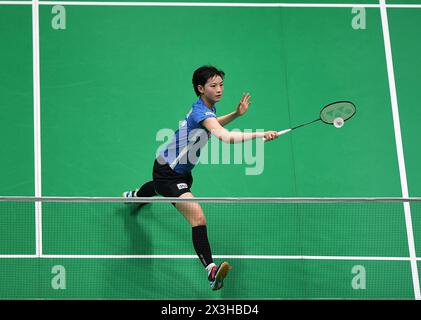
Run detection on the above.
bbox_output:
[201,117,278,143]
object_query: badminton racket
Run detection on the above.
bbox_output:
[263,101,356,141]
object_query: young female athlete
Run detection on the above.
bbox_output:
[123,66,279,290]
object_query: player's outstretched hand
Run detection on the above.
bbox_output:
[236,92,251,116]
[263,131,279,142]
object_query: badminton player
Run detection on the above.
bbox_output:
[123,66,279,290]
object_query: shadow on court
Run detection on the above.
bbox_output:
[98,204,157,298]
[115,203,153,255]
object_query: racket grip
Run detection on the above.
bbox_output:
[262,129,292,141]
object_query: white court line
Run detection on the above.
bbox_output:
[0,1,33,3]
[0,254,419,261]
[0,1,419,8]
[32,0,43,258]
[37,1,378,7]
[379,0,420,300]
[390,4,421,8]
[2,1,421,8]
[0,255,38,258]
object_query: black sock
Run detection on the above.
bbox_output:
[135,181,156,197]
[192,225,213,268]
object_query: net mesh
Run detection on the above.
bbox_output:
[0,197,420,299]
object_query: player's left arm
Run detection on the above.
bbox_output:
[217,92,251,126]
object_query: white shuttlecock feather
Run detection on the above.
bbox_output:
[333,117,344,128]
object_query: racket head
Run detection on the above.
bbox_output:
[319,101,356,124]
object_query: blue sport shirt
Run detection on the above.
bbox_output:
[159,97,217,174]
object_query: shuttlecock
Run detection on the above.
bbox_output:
[333,117,344,128]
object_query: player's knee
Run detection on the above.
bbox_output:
[193,214,206,227]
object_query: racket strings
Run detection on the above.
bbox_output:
[320,101,356,124]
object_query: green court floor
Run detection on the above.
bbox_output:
[1,1,421,299]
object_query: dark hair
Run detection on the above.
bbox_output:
[192,66,225,96]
